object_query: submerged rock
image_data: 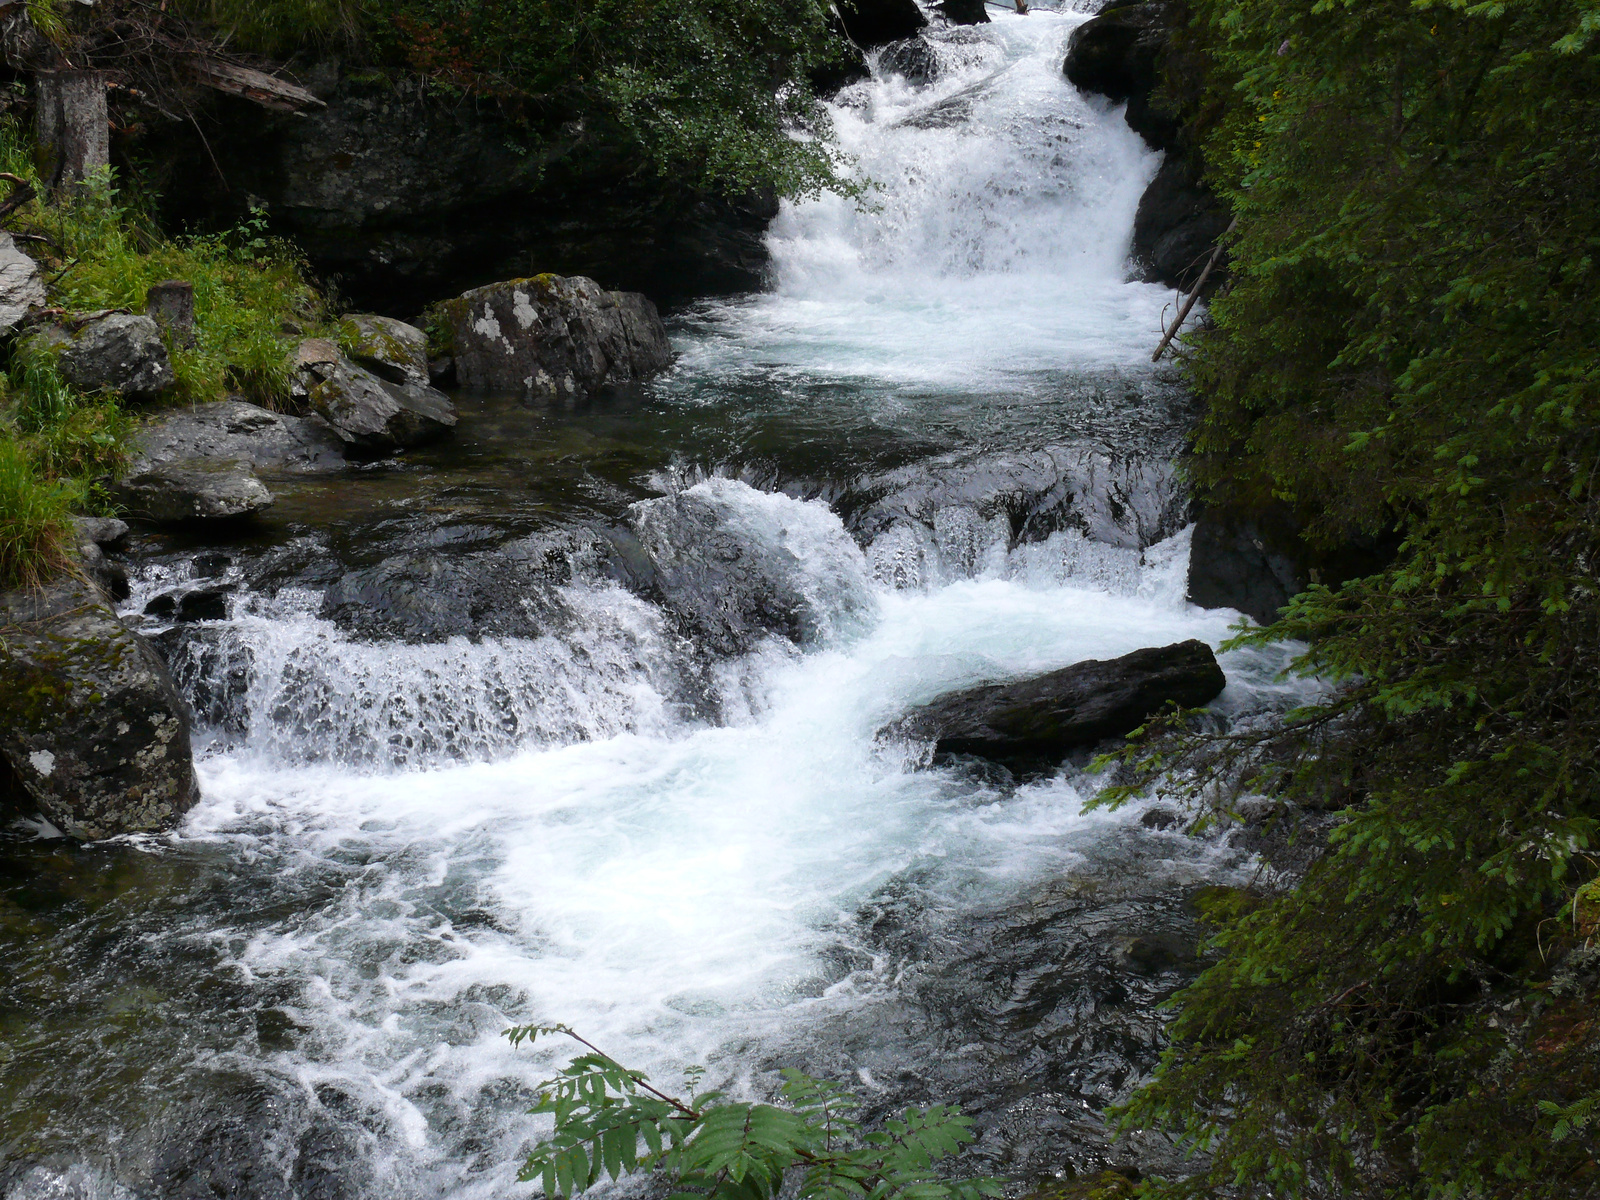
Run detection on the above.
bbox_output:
[0,576,200,839]
[24,310,175,398]
[878,38,941,84]
[128,398,346,475]
[294,337,457,452]
[443,274,673,400]
[336,312,432,387]
[114,457,275,522]
[887,640,1226,759]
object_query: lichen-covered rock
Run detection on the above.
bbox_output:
[0,230,45,332]
[24,311,175,398]
[129,398,346,475]
[295,338,457,452]
[0,576,200,839]
[336,312,432,388]
[443,274,674,400]
[114,457,275,522]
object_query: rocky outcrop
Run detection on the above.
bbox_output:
[24,311,175,398]
[442,274,674,400]
[147,71,782,312]
[293,338,457,452]
[128,398,346,475]
[1064,0,1231,293]
[887,640,1227,759]
[0,576,200,839]
[0,230,45,332]
[879,38,941,85]
[336,313,431,388]
[114,458,275,522]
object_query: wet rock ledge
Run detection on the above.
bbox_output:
[886,640,1226,761]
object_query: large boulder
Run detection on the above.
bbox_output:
[0,576,200,839]
[336,312,432,388]
[0,230,45,332]
[1063,0,1180,149]
[886,640,1227,760]
[293,338,457,452]
[442,274,674,400]
[114,457,275,522]
[24,311,175,398]
[836,0,928,49]
[128,398,346,475]
[936,0,990,27]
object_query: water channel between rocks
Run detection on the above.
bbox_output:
[2,8,1315,1199]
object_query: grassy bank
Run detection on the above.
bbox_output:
[1105,2,1600,1196]
[0,118,333,590]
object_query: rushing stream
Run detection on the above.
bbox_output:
[2,7,1308,1198]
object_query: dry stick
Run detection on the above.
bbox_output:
[1151,216,1237,362]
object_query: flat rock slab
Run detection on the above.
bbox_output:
[443,273,673,400]
[888,639,1226,759]
[130,399,346,475]
[115,457,274,522]
[0,577,200,839]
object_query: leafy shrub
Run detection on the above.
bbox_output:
[0,439,72,590]
[506,1025,1002,1200]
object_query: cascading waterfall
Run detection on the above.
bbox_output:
[2,8,1313,1200]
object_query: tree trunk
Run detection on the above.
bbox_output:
[35,69,109,192]
[146,280,196,347]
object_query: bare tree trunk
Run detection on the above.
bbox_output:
[146,280,196,347]
[35,69,109,192]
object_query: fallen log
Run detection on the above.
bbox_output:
[187,57,326,112]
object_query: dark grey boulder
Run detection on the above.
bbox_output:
[1063,0,1180,149]
[443,274,674,401]
[887,640,1226,759]
[1186,511,1305,626]
[1130,155,1231,292]
[0,576,200,839]
[936,0,990,26]
[836,0,927,49]
[24,310,175,398]
[114,457,275,522]
[128,398,346,475]
[336,312,432,387]
[294,338,457,452]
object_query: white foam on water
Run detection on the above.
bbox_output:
[671,8,1170,392]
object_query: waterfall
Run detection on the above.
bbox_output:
[3,9,1316,1200]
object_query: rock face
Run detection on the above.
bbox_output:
[25,311,175,398]
[888,640,1227,759]
[294,338,457,452]
[129,398,346,475]
[1186,510,1305,626]
[337,313,432,387]
[114,457,275,522]
[0,576,200,839]
[0,230,45,331]
[71,515,130,599]
[147,71,782,312]
[1131,155,1233,289]
[1064,0,1231,293]
[443,274,674,400]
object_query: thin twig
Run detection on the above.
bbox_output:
[1152,217,1238,362]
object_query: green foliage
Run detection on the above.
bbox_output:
[176,0,856,200]
[1092,1,1600,1196]
[505,1025,1003,1200]
[0,439,72,591]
